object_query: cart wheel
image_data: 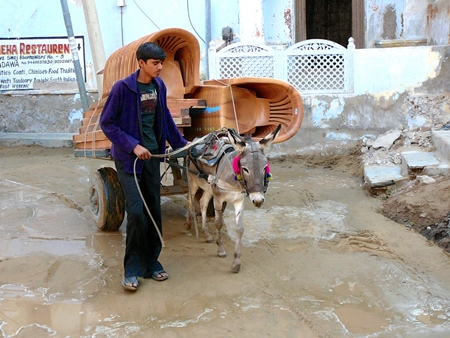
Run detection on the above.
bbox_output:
[89,167,125,231]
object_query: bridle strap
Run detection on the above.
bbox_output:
[251,142,262,192]
[238,143,265,194]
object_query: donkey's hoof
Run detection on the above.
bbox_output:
[231,262,241,273]
[204,235,213,243]
[217,250,227,258]
[184,221,191,230]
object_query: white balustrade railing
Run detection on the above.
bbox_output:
[208,38,355,94]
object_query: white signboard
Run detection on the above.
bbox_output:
[0,36,85,91]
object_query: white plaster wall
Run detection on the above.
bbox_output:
[1,0,448,145]
[0,0,239,84]
[262,0,293,46]
[427,0,450,45]
[365,0,429,47]
[353,46,444,96]
[209,0,240,42]
[239,0,264,43]
[0,0,298,85]
[404,0,428,39]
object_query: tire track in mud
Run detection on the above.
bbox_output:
[242,242,332,338]
[50,192,84,212]
[3,177,84,212]
[44,259,62,283]
[239,230,415,337]
[331,230,397,258]
[336,229,438,288]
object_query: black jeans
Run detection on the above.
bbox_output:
[115,154,164,278]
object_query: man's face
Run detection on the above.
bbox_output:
[139,58,164,79]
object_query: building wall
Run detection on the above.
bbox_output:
[1,0,445,86]
[263,0,294,45]
[427,0,450,45]
[365,0,450,47]
[365,0,429,47]
[271,44,450,156]
[0,0,449,153]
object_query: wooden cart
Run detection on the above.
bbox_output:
[73,28,304,231]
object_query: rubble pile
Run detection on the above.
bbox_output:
[361,127,435,166]
[361,92,450,167]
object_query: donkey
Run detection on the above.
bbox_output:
[184,124,281,273]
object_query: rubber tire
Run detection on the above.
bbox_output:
[89,167,125,231]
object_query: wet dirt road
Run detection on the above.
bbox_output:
[1,146,450,337]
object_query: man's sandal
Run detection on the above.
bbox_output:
[150,271,169,282]
[122,276,139,291]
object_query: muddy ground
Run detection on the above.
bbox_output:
[2,145,450,337]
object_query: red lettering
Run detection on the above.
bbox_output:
[15,41,75,55]
[0,45,18,55]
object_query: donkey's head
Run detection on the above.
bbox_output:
[228,124,281,208]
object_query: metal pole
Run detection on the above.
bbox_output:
[205,0,211,80]
[60,0,90,112]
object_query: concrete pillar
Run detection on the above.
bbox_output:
[238,0,265,43]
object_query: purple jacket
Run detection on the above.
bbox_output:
[99,70,188,174]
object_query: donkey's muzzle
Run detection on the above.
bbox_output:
[249,192,265,208]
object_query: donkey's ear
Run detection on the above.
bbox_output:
[259,124,281,149]
[227,128,246,151]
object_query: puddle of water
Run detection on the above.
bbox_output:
[327,280,393,334]
[1,189,46,204]
[0,206,35,224]
[1,238,86,257]
[159,308,214,329]
[223,200,348,245]
[334,303,391,335]
[0,178,93,256]
[0,322,57,338]
[0,294,86,336]
[322,264,450,336]
[416,312,448,325]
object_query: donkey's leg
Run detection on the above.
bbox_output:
[214,198,227,258]
[232,199,245,273]
[199,191,213,242]
[184,177,198,230]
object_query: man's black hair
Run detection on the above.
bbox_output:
[136,42,166,62]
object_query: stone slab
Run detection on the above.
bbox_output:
[432,130,450,162]
[0,133,75,148]
[364,165,405,188]
[422,163,450,176]
[401,151,441,169]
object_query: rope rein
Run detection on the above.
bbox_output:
[133,135,209,247]
[134,78,240,247]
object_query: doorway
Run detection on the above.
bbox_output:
[295,0,364,48]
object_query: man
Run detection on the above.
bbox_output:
[100,42,189,291]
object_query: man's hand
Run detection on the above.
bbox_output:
[133,144,152,160]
